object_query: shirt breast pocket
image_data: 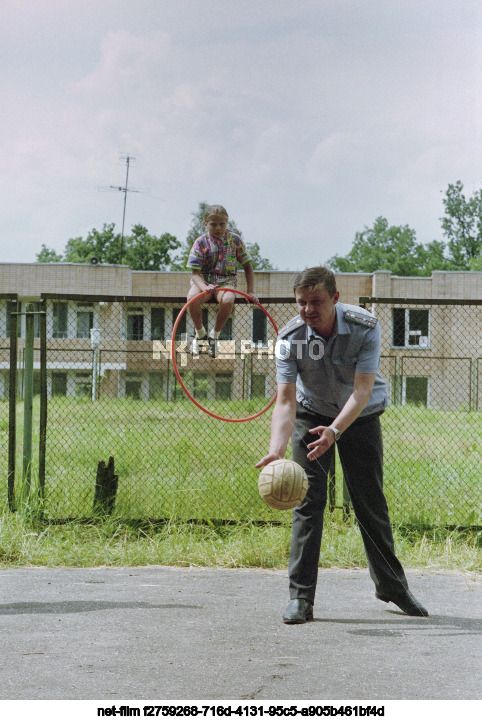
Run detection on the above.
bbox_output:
[223,260,236,276]
[333,356,357,384]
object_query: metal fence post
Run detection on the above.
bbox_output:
[39,301,47,501]
[23,305,34,492]
[8,300,18,510]
[90,328,101,401]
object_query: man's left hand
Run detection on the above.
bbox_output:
[306,425,336,461]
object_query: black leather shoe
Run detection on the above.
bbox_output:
[283,599,313,624]
[376,589,429,617]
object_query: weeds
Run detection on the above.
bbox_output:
[1,503,480,573]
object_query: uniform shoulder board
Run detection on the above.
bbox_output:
[278,315,305,338]
[344,310,378,328]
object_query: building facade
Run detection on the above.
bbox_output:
[1,263,481,410]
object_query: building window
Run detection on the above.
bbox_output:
[172,308,186,341]
[172,371,187,401]
[215,373,232,400]
[53,302,68,338]
[127,308,144,341]
[76,303,94,339]
[392,308,430,348]
[52,372,67,396]
[250,374,266,398]
[75,372,92,397]
[125,373,142,399]
[193,373,209,400]
[6,301,21,338]
[405,376,429,406]
[202,308,209,333]
[252,307,267,345]
[391,375,429,407]
[149,372,164,399]
[219,316,233,340]
[151,307,165,341]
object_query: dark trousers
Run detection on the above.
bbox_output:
[289,405,408,603]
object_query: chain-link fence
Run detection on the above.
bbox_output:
[7,294,298,522]
[2,293,481,527]
[0,295,17,506]
[360,297,481,527]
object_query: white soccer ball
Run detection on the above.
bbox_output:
[258,459,309,510]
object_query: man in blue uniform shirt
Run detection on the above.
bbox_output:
[256,266,428,623]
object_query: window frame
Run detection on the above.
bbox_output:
[126,306,145,341]
[391,307,431,349]
[251,307,268,347]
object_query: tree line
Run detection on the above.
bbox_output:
[36,201,274,271]
[37,182,482,274]
[327,181,481,275]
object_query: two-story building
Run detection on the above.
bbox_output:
[1,263,481,410]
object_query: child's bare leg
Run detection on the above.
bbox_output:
[187,286,213,334]
[213,290,235,333]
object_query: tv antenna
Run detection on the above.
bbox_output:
[99,154,140,264]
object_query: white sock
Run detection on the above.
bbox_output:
[210,328,220,339]
[195,327,207,339]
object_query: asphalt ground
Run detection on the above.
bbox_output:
[0,566,480,701]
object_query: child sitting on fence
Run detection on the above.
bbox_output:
[186,204,258,356]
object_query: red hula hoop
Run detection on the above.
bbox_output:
[170,289,278,422]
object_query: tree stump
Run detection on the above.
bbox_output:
[93,456,118,515]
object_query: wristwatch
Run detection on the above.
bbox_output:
[328,425,341,441]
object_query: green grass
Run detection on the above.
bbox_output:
[382,406,481,526]
[1,503,480,572]
[1,397,481,526]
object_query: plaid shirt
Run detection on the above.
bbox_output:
[187,231,251,287]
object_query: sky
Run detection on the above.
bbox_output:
[1,0,480,271]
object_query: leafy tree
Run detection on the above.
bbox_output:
[422,239,456,274]
[327,217,444,276]
[469,253,482,271]
[441,181,482,269]
[36,245,63,263]
[244,241,275,270]
[37,223,180,270]
[327,182,482,276]
[122,225,179,270]
[63,224,120,264]
[170,201,275,270]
